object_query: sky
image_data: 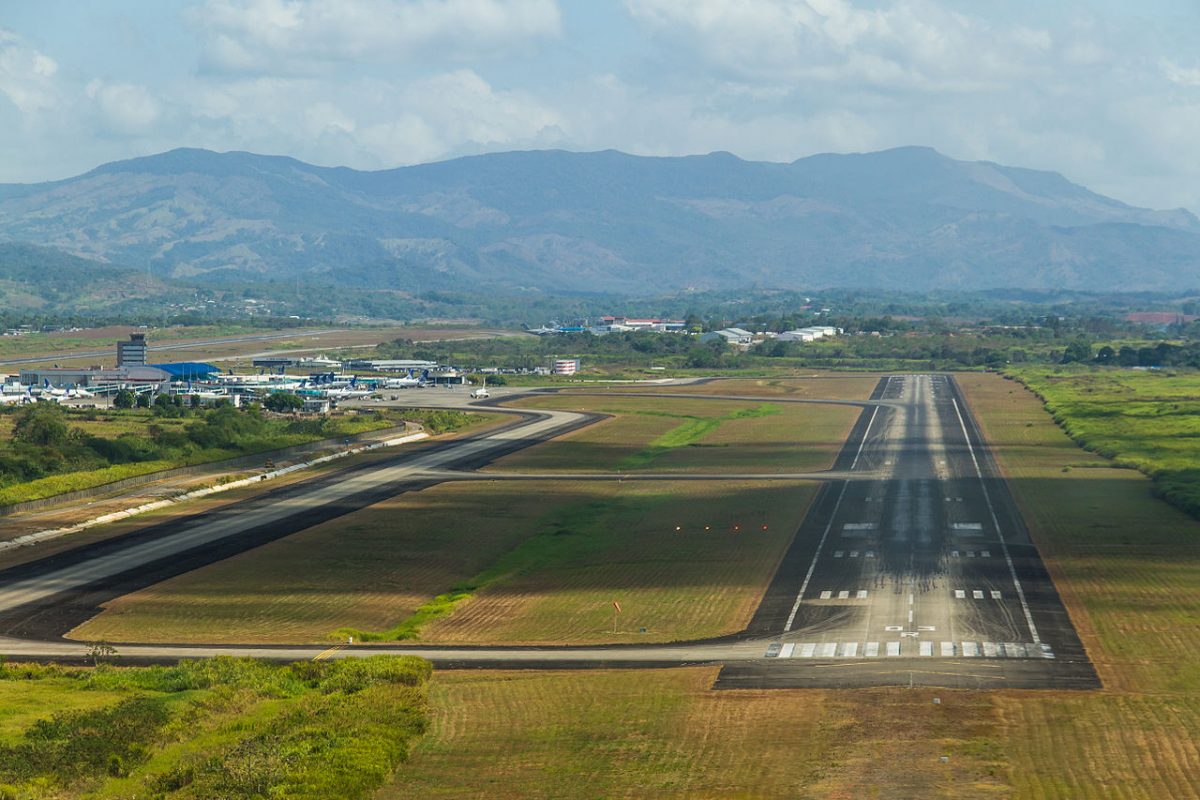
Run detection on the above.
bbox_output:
[2,0,1199,211]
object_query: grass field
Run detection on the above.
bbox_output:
[0,657,430,799]
[956,371,1200,797]
[72,478,816,645]
[1008,366,1200,519]
[391,668,1009,799]
[604,374,881,400]
[496,393,858,474]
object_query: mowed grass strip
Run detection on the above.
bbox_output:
[496,394,856,474]
[604,374,882,400]
[390,668,1009,800]
[417,480,816,645]
[957,372,1200,798]
[70,481,599,644]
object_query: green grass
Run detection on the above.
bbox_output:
[1008,366,1200,519]
[615,403,780,470]
[0,408,420,508]
[0,656,431,800]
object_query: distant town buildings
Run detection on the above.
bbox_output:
[776,326,842,343]
[699,328,754,346]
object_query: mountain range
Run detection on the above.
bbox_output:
[1,145,1198,299]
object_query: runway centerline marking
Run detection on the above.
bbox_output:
[784,397,883,632]
[950,395,1041,644]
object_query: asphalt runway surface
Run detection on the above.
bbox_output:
[0,377,1098,689]
[717,374,1097,689]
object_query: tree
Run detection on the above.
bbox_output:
[1061,339,1093,364]
[11,403,69,447]
[113,389,135,409]
[1095,345,1116,365]
[263,392,304,413]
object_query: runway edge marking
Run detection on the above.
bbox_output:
[950,391,1041,645]
[784,381,886,633]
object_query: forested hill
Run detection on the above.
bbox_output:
[1,146,1198,294]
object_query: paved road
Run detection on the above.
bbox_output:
[0,377,1097,688]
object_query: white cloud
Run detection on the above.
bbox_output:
[191,0,562,73]
[86,81,162,134]
[0,29,60,115]
[1163,59,1200,88]
[624,0,1052,92]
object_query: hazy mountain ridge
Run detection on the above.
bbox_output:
[0,145,1197,294]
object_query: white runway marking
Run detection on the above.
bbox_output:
[982,642,999,658]
[820,591,832,600]
[856,590,868,599]
[962,641,979,657]
[941,641,956,656]
[840,642,859,657]
[973,590,984,599]
[784,403,882,632]
[954,590,966,599]
[953,522,983,530]
[865,641,879,657]
[837,590,849,599]
[849,550,859,558]
[991,590,1002,599]
[833,551,844,558]
[951,395,1041,644]
[816,642,837,658]
[779,643,795,658]
[865,550,875,558]
[886,641,901,657]
[981,550,992,558]
[799,643,816,658]
[919,641,933,657]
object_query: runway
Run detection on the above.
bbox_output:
[718,374,1097,688]
[0,376,1097,688]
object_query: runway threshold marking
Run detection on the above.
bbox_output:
[950,394,1042,645]
[784,399,884,632]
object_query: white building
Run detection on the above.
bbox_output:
[699,328,754,346]
[553,359,580,375]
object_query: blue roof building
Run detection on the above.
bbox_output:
[150,362,221,381]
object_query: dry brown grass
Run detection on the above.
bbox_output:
[419,480,817,644]
[599,374,882,400]
[392,668,1009,799]
[497,393,857,474]
[956,371,1200,799]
